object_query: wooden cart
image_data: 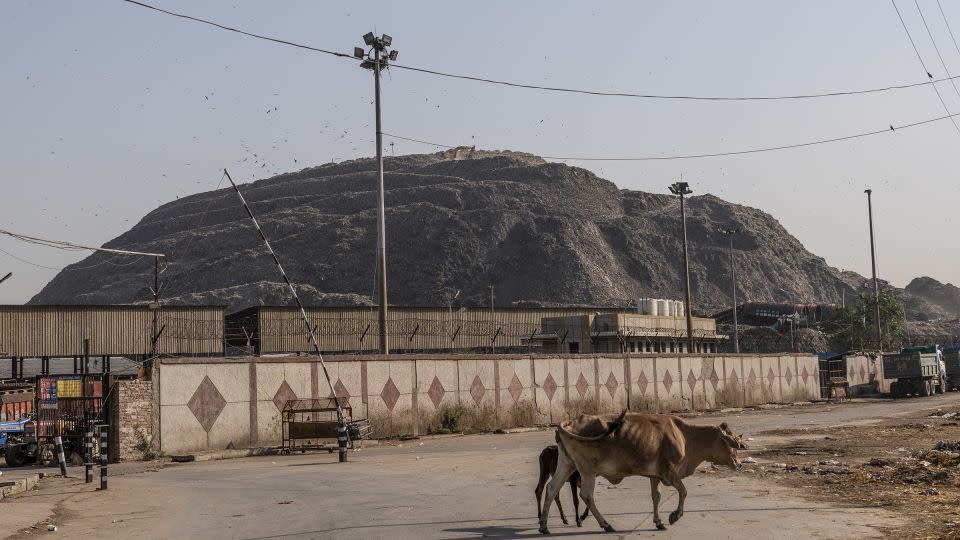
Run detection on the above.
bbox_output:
[280,398,370,453]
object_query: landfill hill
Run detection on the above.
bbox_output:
[28,147,950,319]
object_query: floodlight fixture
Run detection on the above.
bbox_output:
[363,32,375,46]
[381,34,393,47]
[354,47,365,59]
[669,181,692,196]
[389,50,398,61]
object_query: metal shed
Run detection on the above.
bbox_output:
[0,305,225,359]
[226,306,629,355]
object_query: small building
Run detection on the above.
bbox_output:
[532,312,725,354]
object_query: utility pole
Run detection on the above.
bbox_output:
[865,189,882,351]
[151,256,161,358]
[489,285,495,353]
[718,228,739,353]
[670,181,695,354]
[0,272,11,286]
[356,33,398,355]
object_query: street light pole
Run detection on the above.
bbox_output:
[670,182,695,354]
[357,33,399,355]
[718,228,739,353]
[865,189,882,351]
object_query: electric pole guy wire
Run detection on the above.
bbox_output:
[223,169,349,462]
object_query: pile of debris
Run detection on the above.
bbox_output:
[859,441,960,487]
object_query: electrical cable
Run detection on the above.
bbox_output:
[120,0,960,103]
[891,0,960,136]
[915,0,960,99]
[0,228,165,257]
[0,246,59,271]
[936,0,960,61]
[382,109,960,161]
[120,0,353,59]
[388,62,960,102]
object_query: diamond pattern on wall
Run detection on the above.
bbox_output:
[605,372,618,398]
[767,367,776,387]
[784,368,793,386]
[637,372,649,395]
[543,373,558,401]
[470,375,486,405]
[748,368,757,386]
[801,366,810,384]
[576,373,589,397]
[272,380,297,412]
[331,379,351,400]
[687,370,698,392]
[381,377,400,411]
[508,373,523,402]
[729,369,740,387]
[188,376,227,432]
[428,376,445,408]
[709,368,720,390]
[662,370,673,393]
[859,365,867,383]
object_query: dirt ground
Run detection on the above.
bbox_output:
[736,403,960,539]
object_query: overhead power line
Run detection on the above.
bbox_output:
[890,0,960,136]
[937,0,960,61]
[121,0,960,103]
[914,0,960,100]
[0,228,165,257]
[389,62,959,102]
[383,109,960,161]
[120,0,353,59]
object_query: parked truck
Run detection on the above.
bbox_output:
[943,348,960,390]
[884,350,944,397]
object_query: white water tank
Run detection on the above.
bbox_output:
[675,301,685,318]
[656,299,668,317]
[642,298,657,316]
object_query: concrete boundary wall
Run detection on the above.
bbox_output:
[155,353,819,455]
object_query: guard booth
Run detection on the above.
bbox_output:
[818,353,848,401]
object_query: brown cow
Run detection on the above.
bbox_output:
[538,411,745,534]
[535,445,589,527]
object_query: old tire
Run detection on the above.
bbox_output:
[890,381,902,398]
[922,380,933,397]
[5,444,27,467]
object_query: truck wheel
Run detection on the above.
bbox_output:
[941,380,948,394]
[5,444,27,467]
[922,380,933,397]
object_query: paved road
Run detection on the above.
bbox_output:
[4,394,958,539]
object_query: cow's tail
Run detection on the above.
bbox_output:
[556,409,627,442]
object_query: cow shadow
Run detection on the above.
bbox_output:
[444,524,606,538]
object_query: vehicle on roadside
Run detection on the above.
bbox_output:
[1,374,105,468]
[0,417,38,467]
[884,347,944,397]
[942,346,960,391]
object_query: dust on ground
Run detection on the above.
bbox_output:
[727,405,960,539]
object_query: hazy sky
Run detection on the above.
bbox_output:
[3,0,960,304]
